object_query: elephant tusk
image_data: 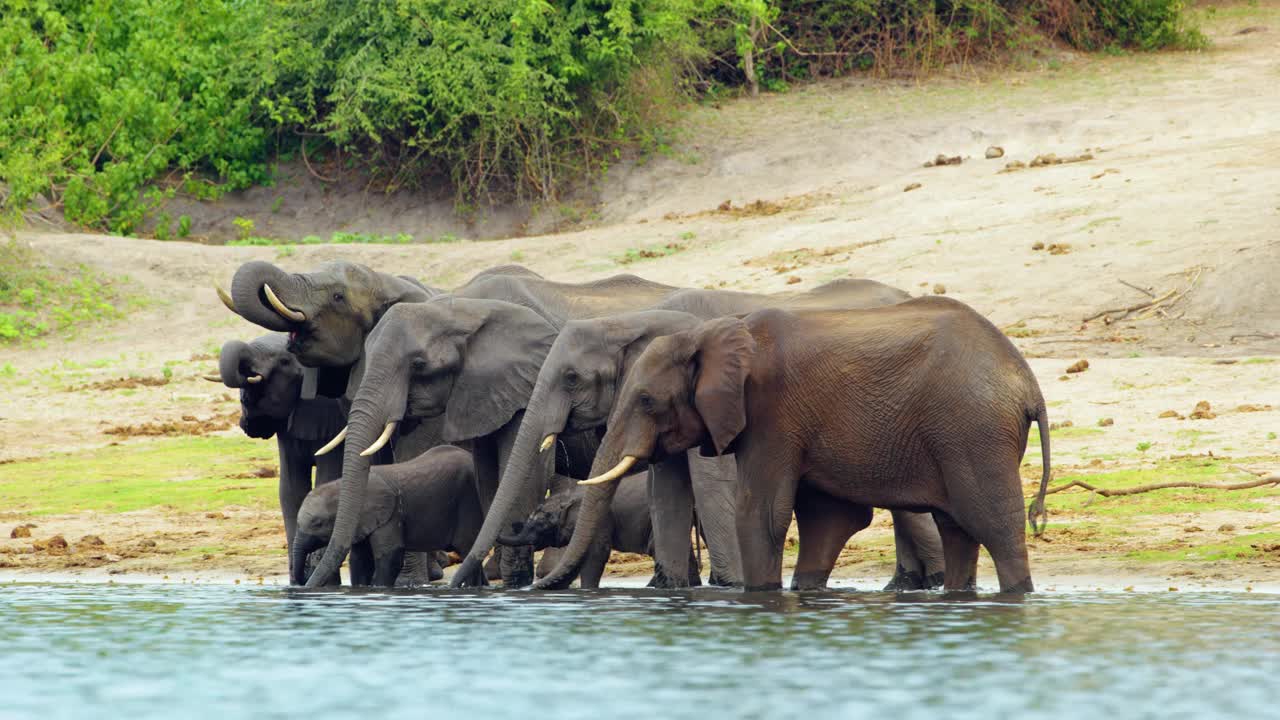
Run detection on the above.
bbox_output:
[263,284,306,323]
[215,284,236,313]
[314,427,348,457]
[359,422,398,458]
[539,433,557,453]
[202,373,223,382]
[245,374,262,384]
[578,456,638,486]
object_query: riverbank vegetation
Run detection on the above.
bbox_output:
[1,0,1204,234]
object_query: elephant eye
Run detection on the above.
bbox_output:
[638,392,654,412]
[411,357,429,373]
[563,369,580,387]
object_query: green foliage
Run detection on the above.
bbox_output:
[0,241,129,343]
[0,0,270,233]
[0,0,1202,231]
[232,216,255,241]
[615,241,687,264]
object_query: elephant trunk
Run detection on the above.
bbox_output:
[218,340,252,387]
[451,375,569,587]
[229,261,303,332]
[533,430,630,590]
[304,363,407,588]
[290,531,321,586]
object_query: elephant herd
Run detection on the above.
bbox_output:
[209,259,1050,593]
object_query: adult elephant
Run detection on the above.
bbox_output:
[302,273,685,589]
[204,333,348,583]
[457,280,945,591]
[573,299,1052,593]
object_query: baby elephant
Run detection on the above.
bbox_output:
[498,474,700,589]
[291,446,481,587]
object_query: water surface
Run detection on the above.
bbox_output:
[2,584,1275,719]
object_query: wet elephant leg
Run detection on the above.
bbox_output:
[348,541,376,587]
[687,452,742,587]
[734,441,801,592]
[369,524,404,587]
[492,413,542,587]
[536,547,565,579]
[932,512,980,592]
[578,536,611,589]
[648,454,694,588]
[790,486,872,590]
[884,510,947,591]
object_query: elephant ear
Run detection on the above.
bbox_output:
[443,301,558,442]
[356,473,399,542]
[692,317,756,456]
[371,274,434,325]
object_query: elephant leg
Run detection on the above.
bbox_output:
[932,512,979,592]
[687,451,743,587]
[790,486,872,591]
[648,455,694,589]
[276,435,312,567]
[884,510,947,591]
[686,545,703,587]
[348,541,376,587]
[427,552,446,582]
[368,524,404,587]
[483,550,502,582]
[962,469,1035,593]
[394,551,437,587]
[734,441,801,592]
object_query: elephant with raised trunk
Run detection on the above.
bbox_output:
[205,333,347,582]
[569,297,1052,593]
[458,279,946,592]
[291,446,480,587]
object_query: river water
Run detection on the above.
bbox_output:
[2,584,1275,719]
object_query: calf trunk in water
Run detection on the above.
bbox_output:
[303,408,381,587]
[533,437,629,590]
[451,376,567,587]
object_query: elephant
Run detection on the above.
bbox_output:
[205,333,348,583]
[571,296,1052,593]
[498,474,701,588]
[290,445,481,587]
[459,279,946,592]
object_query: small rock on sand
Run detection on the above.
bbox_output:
[904,182,922,192]
[924,154,962,168]
[80,535,105,547]
[10,525,33,539]
[34,535,69,554]
[1159,410,1184,419]
[1098,418,1114,427]
[1050,420,1074,430]
[1031,241,1045,250]
[1065,359,1090,374]
[1189,400,1216,420]
[932,283,946,295]
[985,146,1005,159]
[786,276,802,285]
[1048,243,1072,255]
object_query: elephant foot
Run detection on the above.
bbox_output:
[925,571,946,590]
[708,572,743,588]
[427,552,447,583]
[1000,576,1035,594]
[790,570,832,591]
[883,564,927,592]
[648,561,691,589]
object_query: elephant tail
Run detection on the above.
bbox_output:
[1026,404,1051,536]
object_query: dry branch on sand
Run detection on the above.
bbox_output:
[1046,475,1279,497]
[1083,267,1204,323]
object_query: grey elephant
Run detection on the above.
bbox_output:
[575,298,1052,593]
[290,446,481,587]
[206,333,349,582]
[498,474,701,588]
[459,280,946,592]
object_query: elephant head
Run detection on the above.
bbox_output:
[207,334,304,439]
[450,309,702,587]
[302,297,559,587]
[583,315,758,475]
[497,477,582,551]
[224,260,434,368]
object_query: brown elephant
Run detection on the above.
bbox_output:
[563,296,1051,593]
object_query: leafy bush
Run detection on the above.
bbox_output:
[0,0,1202,233]
[0,0,270,234]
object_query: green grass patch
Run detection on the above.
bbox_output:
[1124,532,1280,563]
[226,231,452,246]
[1047,459,1277,519]
[0,241,139,344]
[0,436,278,515]
[615,242,688,265]
[1243,357,1275,365]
